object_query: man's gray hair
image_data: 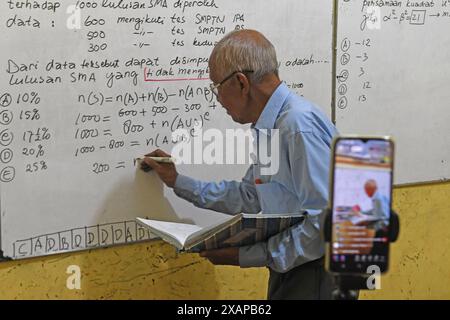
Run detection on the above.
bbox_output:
[210,29,279,83]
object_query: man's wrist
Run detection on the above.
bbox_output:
[238,243,271,268]
[168,172,178,188]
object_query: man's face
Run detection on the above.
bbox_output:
[209,68,248,124]
[364,183,377,198]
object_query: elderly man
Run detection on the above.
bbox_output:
[352,179,390,232]
[143,29,338,299]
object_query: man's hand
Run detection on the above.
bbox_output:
[351,204,361,213]
[142,149,178,188]
[199,247,240,266]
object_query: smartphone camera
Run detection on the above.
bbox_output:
[328,136,394,274]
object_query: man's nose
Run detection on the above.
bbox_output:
[215,94,223,106]
[217,97,226,109]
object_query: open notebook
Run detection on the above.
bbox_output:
[137,213,305,252]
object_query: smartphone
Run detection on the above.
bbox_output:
[327,136,394,274]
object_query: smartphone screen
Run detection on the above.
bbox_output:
[329,137,394,273]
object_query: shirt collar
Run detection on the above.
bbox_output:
[253,82,290,131]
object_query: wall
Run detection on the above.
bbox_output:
[0,182,448,299]
[0,240,268,299]
[361,181,450,300]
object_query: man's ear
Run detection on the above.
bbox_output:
[236,72,250,95]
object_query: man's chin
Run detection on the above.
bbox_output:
[230,115,242,124]
[227,113,245,124]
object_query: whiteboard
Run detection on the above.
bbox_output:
[335,0,450,184]
[0,0,333,259]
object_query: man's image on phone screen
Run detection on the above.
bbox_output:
[330,138,393,273]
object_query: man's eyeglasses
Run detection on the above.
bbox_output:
[209,70,254,97]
